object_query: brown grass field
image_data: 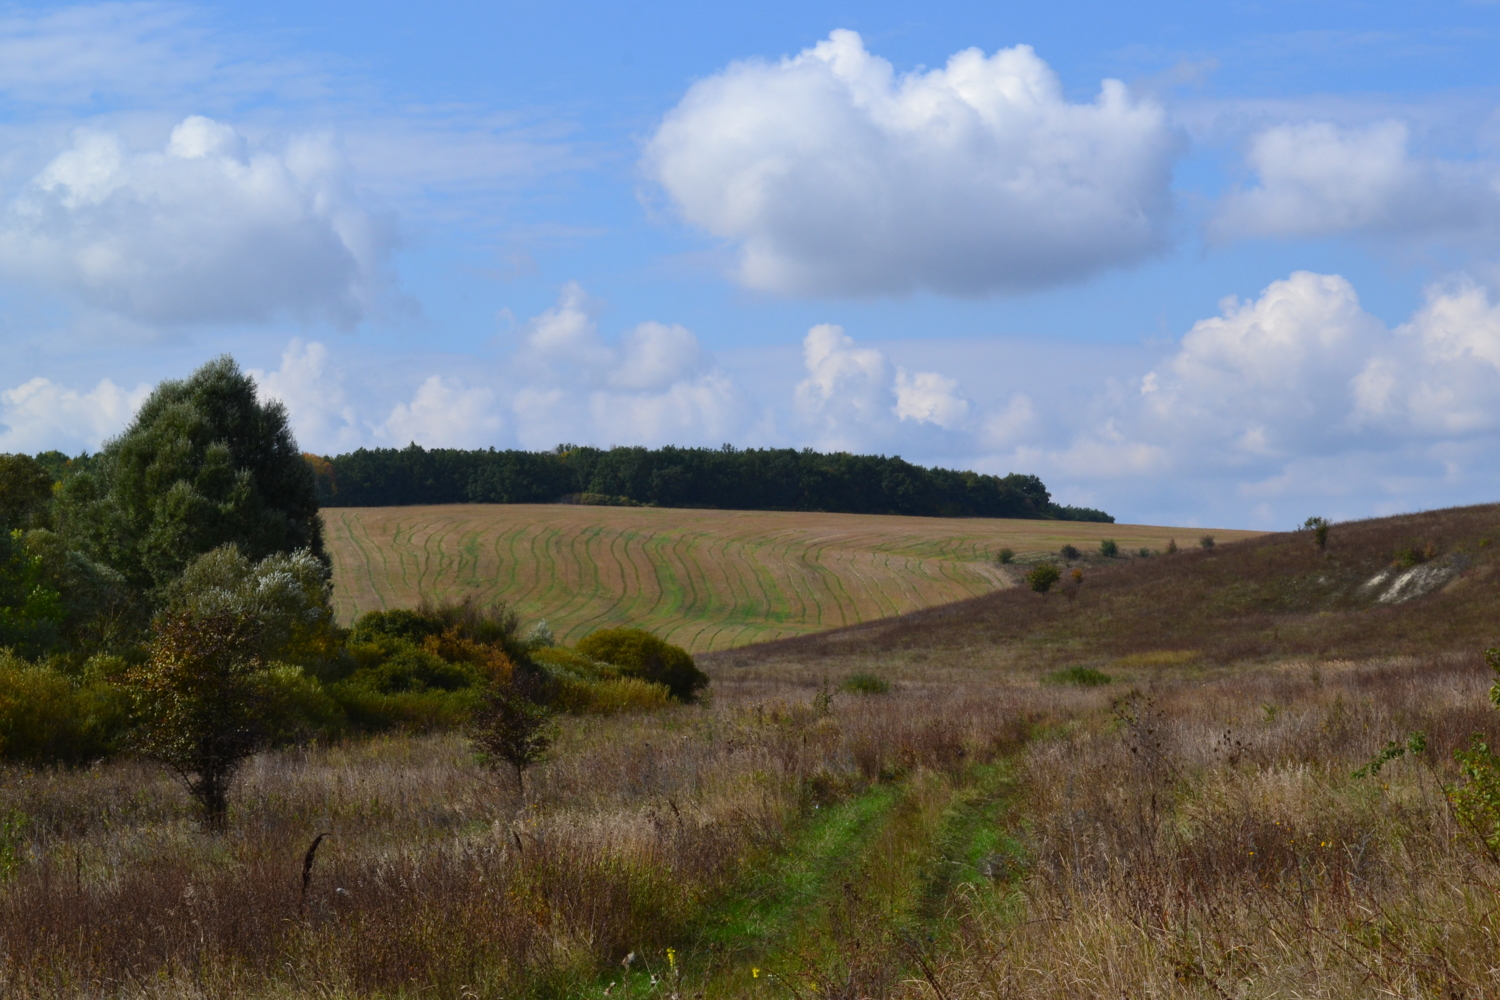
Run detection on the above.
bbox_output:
[323,504,1260,649]
[6,505,1500,998]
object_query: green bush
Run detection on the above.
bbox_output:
[1099,539,1119,558]
[1044,665,1113,687]
[1199,535,1216,549]
[841,672,890,695]
[996,547,1015,565]
[1058,544,1080,561]
[1026,564,1061,593]
[0,654,126,765]
[327,680,481,732]
[346,639,483,694]
[575,628,708,702]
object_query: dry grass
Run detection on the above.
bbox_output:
[905,655,1500,999]
[323,505,1255,651]
[0,659,1067,999]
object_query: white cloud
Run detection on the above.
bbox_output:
[0,374,148,452]
[250,339,363,455]
[0,117,394,327]
[511,284,746,449]
[892,368,970,429]
[381,375,502,449]
[645,29,1179,296]
[1213,120,1500,241]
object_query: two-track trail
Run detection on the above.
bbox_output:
[687,761,1025,995]
[323,504,1255,652]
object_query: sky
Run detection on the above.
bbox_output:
[4,1,1500,529]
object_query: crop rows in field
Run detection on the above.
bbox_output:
[324,505,1261,652]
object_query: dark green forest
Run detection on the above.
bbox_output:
[307,444,1113,521]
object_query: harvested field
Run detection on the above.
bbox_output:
[324,505,1260,650]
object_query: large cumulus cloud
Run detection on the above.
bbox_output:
[644,29,1180,297]
[0,116,395,326]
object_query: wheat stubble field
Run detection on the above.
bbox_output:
[323,505,1262,650]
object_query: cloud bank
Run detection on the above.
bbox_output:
[645,29,1179,297]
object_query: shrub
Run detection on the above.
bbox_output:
[0,653,126,765]
[1026,563,1061,593]
[1058,544,1080,561]
[1099,539,1119,558]
[575,628,708,702]
[1199,534,1216,549]
[1137,547,1151,558]
[1044,665,1113,687]
[1303,516,1330,550]
[1166,538,1178,554]
[996,547,1015,565]
[841,672,890,695]
[1394,543,1436,568]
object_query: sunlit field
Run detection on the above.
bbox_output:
[323,504,1260,651]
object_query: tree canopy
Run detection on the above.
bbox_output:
[55,356,326,597]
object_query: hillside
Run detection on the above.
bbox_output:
[323,504,1261,650]
[706,501,1500,674]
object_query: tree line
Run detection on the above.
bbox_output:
[311,444,1114,522]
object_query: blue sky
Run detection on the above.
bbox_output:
[5,0,1500,528]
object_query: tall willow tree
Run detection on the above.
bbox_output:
[56,356,326,601]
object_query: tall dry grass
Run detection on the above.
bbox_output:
[0,662,1065,999]
[908,654,1500,999]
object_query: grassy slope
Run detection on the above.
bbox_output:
[706,502,1500,674]
[323,504,1260,651]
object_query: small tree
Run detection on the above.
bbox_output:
[1199,535,1216,550]
[1026,563,1061,593]
[1303,516,1330,550]
[1099,539,1119,558]
[472,675,557,793]
[1059,544,1080,561]
[124,544,333,829]
[127,607,272,830]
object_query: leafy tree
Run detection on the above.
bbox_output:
[0,454,53,530]
[127,606,272,829]
[125,544,333,829]
[20,530,132,652]
[471,675,556,792]
[575,627,708,702]
[55,356,325,600]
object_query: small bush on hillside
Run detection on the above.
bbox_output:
[1099,539,1119,558]
[1394,543,1437,569]
[1199,535,1216,549]
[1304,516,1330,550]
[1137,547,1151,558]
[575,628,708,702]
[1166,538,1178,554]
[1026,563,1061,593]
[841,672,890,695]
[1059,544,1080,561]
[1044,665,1113,687]
[996,547,1015,565]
